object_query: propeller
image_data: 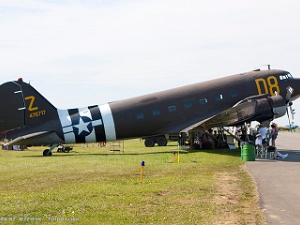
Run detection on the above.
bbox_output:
[291,107,296,120]
[285,86,294,102]
[285,86,295,128]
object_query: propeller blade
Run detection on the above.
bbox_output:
[285,86,294,102]
[286,106,292,128]
[292,109,295,120]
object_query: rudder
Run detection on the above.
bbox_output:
[0,80,25,132]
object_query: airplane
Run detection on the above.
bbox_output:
[1,68,300,156]
[278,123,299,132]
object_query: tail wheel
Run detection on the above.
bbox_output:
[157,136,167,146]
[43,149,52,156]
[144,138,155,147]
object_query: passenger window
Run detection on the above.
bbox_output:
[136,113,144,119]
[199,98,208,105]
[231,91,238,98]
[215,94,223,101]
[168,106,176,112]
[152,109,160,116]
[184,101,192,109]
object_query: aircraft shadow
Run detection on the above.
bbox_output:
[22,150,187,158]
[22,144,241,159]
[186,148,241,157]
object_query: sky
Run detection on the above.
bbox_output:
[0,0,300,127]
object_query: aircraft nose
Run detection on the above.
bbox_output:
[290,78,300,101]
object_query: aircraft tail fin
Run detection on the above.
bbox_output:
[0,80,25,132]
[0,79,61,138]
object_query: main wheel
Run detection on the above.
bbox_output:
[157,136,167,146]
[43,149,52,156]
[144,138,155,147]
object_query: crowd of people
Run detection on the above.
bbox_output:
[186,128,230,150]
[254,122,288,160]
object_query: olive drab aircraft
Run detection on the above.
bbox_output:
[1,68,300,156]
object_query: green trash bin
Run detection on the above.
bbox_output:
[241,143,255,161]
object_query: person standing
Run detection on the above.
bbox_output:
[271,123,278,147]
[257,124,268,145]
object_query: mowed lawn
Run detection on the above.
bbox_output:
[0,140,265,224]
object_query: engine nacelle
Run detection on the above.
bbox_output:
[250,95,286,123]
[271,95,287,119]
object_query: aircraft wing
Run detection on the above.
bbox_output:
[186,94,287,131]
[3,131,64,146]
[198,101,257,129]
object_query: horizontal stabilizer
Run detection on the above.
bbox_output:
[3,131,63,146]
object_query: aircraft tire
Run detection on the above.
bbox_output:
[43,149,52,156]
[144,138,155,147]
[157,136,167,146]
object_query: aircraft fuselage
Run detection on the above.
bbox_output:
[55,69,299,143]
[1,69,300,147]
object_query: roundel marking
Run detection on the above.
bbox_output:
[72,116,93,137]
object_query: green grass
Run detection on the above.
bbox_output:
[0,140,265,224]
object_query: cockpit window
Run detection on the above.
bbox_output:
[279,73,293,80]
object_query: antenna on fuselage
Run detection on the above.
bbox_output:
[260,64,271,70]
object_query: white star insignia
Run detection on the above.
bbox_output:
[73,117,90,135]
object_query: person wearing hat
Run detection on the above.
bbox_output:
[255,133,264,157]
[255,133,262,146]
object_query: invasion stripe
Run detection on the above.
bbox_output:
[99,103,116,141]
[68,108,85,143]
[88,105,106,142]
[57,109,76,143]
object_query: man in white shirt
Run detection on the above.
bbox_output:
[257,124,267,140]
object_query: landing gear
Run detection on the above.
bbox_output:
[157,136,167,146]
[144,135,168,147]
[144,137,155,147]
[43,149,52,156]
[42,143,58,156]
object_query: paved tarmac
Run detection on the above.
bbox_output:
[246,132,300,225]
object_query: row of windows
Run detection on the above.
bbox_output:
[136,91,238,120]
